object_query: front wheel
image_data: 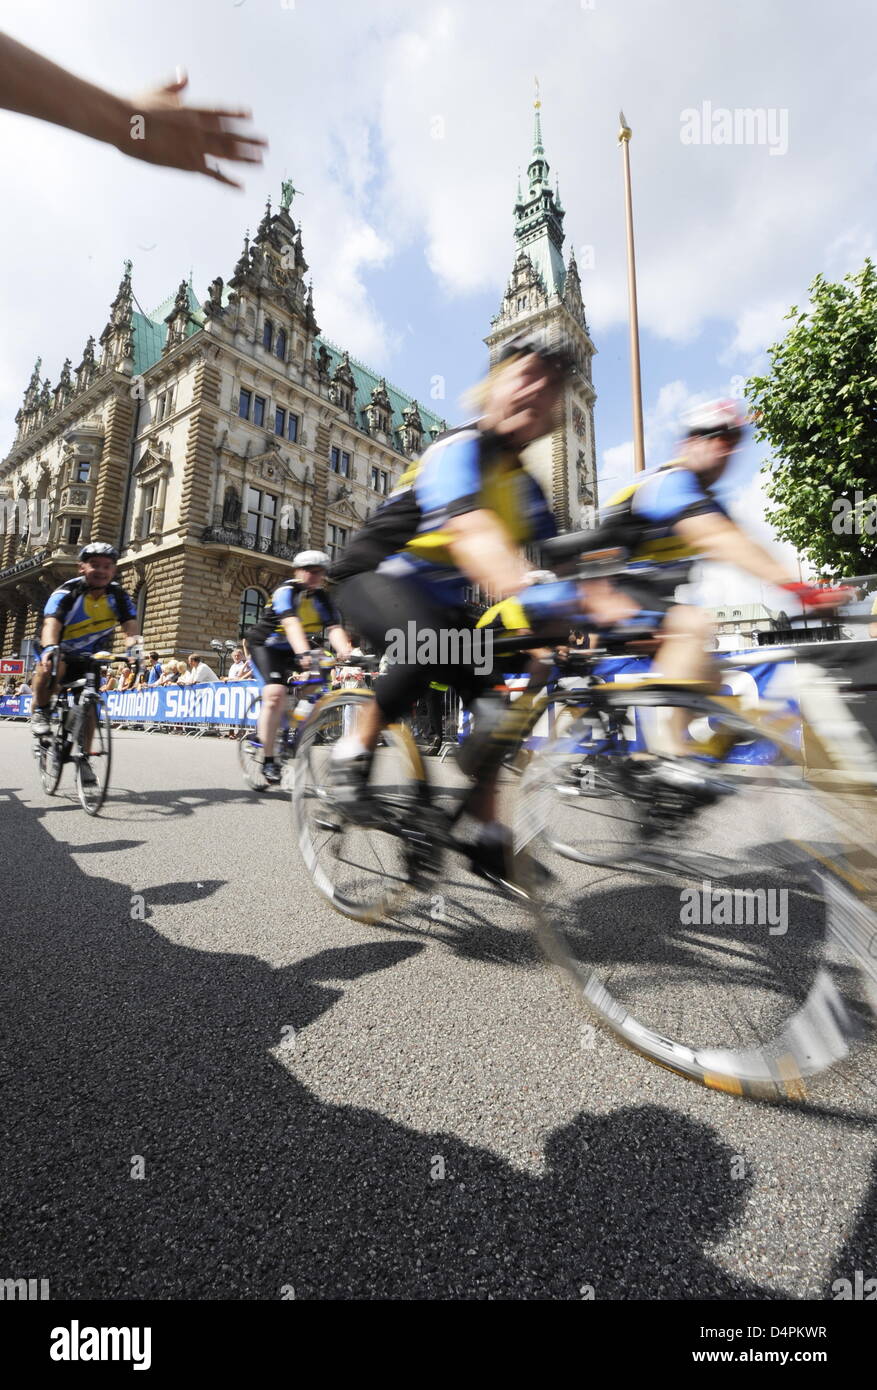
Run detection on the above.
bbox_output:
[291,691,429,921]
[516,688,877,1101]
[76,697,112,815]
[38,709,66,796]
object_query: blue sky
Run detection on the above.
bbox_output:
[1,0,875,594]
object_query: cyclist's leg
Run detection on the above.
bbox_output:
[248,642,294,758]
[649,602,718,755]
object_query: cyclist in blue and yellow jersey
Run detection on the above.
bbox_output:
[244,549,352,784]
[330,338,573,885]
[30,542,143,776]
[522,399,849,777]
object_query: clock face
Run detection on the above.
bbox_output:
[572,405,587,439]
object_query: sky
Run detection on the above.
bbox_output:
[1,0,875,604]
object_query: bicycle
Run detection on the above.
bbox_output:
[291,589,877,1100]
[237,653,361,791]
[35,649,133,815]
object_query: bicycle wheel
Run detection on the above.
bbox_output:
[292,691,429,921]
[38,710,65,796]
[516,686,877,1101]
[76,698,112,815]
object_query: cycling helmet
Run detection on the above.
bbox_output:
[681,399,746,441]
[524,569,557,585]
[496,335,576,378]
[79,541,119,562]
[293,550,330,568]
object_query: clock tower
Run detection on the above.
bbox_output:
[485,95,598,533]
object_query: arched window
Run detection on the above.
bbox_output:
[239,587,266,636]
[262,318,274,351]
[275,328,287,360]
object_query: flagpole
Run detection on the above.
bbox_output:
[618,111,646,474]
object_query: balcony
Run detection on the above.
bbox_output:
[201,526,299,563]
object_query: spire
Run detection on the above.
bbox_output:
[506,89,565,304]
[528,78,549,190]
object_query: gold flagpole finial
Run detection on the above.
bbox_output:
[618,109,632,143]
[534,76,541,109]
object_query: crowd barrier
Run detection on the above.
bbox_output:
[2,643,876,763]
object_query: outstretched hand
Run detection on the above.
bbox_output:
[121,72,267,187]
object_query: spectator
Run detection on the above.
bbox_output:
[179,653,219,685]
[3,676,15,696]
[146,652,163,684]
[158,660,181,687]
[118,663,137,691]
[19,676,32,698]
[0,34,267,188]
[226,647,251,681]
[100,664,119,693]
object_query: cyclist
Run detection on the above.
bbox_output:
[523,399,849,778]
[331,337,571,885]
[30,541,143,781]
[244,549,353,784]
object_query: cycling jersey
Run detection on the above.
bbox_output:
[40,577,137,655]
[476,596,531,631]
[375,427,556,604]
[594,462,728,590]
[246,581,341,650]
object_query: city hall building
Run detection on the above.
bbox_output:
[0,106,597,661]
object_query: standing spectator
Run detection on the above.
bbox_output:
[226,647,251,681]
[146,652,163,684]
[180,653,219,685]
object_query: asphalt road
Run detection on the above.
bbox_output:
[1,723,876,1300]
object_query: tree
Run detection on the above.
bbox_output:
[746,259,877,578]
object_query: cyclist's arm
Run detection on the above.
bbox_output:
[673,512,794,585]
[122,621,142,648]
[279,614,312,659]
[326,625,352,660]
[446,509,530,598]
[39,615,63,655]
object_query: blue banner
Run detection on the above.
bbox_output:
[0,683,259,726]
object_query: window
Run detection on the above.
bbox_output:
[239,587,265,635]
[244,486,276,547]
[327,523,348,561]
[76,460,90,484]
[287,412,299,443]
[239,388,252,420]
[330,446,351,477]
[253,395,266,428]
[262,319,274,351]
[275,328,287,360]
[370,467,390,495]
[68,517,82,545]
[142,483,157,538]
[275,407,286,437]
[136,585,148,633]
[155,386,175,422]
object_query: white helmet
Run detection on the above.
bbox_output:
[681,399,746,439]
[293,550,330,569]
[524,569,557,585]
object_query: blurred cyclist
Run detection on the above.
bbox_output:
[244,550,352,785]
[332,337,571,886]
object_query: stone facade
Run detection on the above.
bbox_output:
[0,198,446,661]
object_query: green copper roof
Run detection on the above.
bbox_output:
[316,338,446,441]
[132,283,202,376]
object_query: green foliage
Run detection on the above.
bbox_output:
[746,259,877,578]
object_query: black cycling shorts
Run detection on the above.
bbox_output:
[337,571,496,722]
[248,642,300,688]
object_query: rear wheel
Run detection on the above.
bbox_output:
[516,688,877,1101]
[76,698,112,815]
[292,691,429,921]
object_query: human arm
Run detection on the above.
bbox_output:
[0,36,266,188]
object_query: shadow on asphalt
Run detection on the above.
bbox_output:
[1,786,791,1300]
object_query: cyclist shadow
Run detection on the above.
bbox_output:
[2,788,788,1299]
